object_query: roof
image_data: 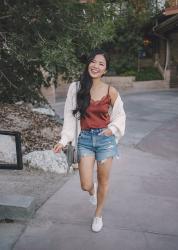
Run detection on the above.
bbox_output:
[154,14,178,33]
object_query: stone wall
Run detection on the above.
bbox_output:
[103,77,169,91]
[102,76,136,90]
[132,80,169,90]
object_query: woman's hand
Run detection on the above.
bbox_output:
[53,143,64,153]
[100,128,113,136]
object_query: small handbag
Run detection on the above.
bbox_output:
[63,141,77,168]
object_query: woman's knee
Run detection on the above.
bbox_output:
[81,183,93,192]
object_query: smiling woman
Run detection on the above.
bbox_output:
[88,54,107,79]
[53,48,126,233]
[72,49,111,119]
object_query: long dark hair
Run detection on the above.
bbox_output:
[73,48,110,119]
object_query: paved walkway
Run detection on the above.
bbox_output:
[4,89,178,250]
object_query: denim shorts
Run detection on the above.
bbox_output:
[77,128,118,162]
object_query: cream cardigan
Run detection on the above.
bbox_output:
[59,82,126,147]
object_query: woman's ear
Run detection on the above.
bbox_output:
[102,71,107,77]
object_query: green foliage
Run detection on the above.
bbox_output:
[0,0,164,103]
[0,52,44,104]
[40,2,116,80]
[110,66,163,81]
[104,0,163,76]
[120,69,137,76]
[0,1,45,103]
[106,6,149,75]
[136,67,163,81]
[0,0,116,103]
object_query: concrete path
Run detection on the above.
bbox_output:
[10,89,178,249]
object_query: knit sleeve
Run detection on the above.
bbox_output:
[108,94,126,141]
[59,82,77,146]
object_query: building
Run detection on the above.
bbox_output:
[150,0,178,87]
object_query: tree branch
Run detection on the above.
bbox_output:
[0,15,12,20]
[37,31,46,43]
[0,71,18,89]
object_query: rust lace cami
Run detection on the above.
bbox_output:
[81,86,111,130]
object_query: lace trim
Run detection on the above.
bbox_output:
[90,95,110,104]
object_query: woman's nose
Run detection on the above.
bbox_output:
[93,62,99,68]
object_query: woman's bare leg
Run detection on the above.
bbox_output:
[78,156,95,195]
[95,157,113,217]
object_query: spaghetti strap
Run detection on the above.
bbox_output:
[107,85,110,95]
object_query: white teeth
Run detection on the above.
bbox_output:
[91,69,99,73]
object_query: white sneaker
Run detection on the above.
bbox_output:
[92,216,103,232]
[89,182,97,206]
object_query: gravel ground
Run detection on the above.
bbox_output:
[0,102,72,213]
[0,167,73,212]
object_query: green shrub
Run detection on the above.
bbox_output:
[136,67,163,81]
[120,70,137,76]
[107,66,163,81]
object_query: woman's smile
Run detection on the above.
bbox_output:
[88,54,106,78]
[90,68,100,74]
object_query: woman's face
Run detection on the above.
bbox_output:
[88,54,107,79]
